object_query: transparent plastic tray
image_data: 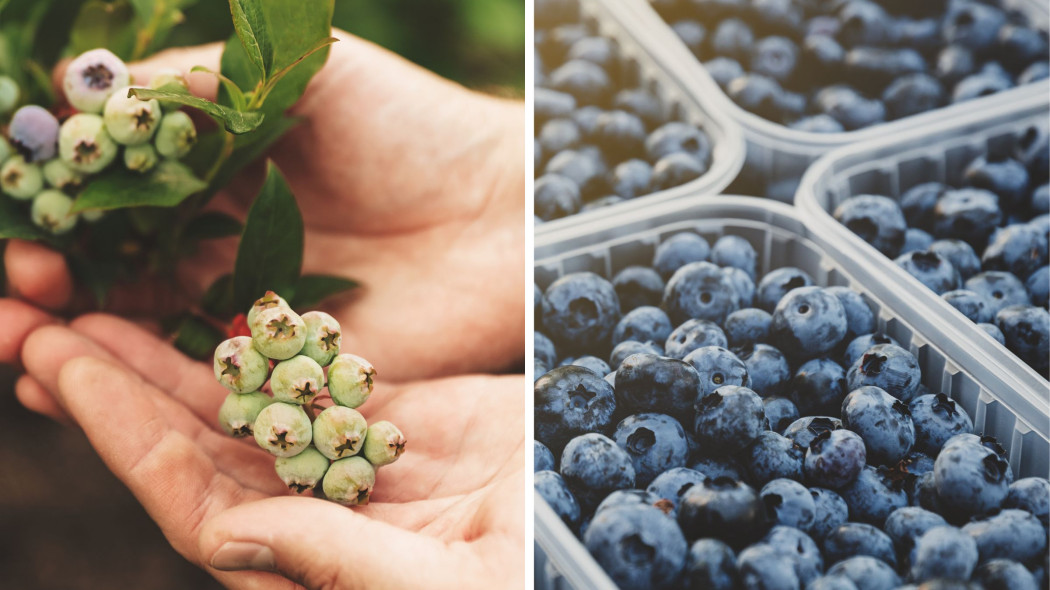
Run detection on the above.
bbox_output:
[609,0,1050,199]
[535,0,745,236]
[796,91,1049,409]
[534,196,1050,590]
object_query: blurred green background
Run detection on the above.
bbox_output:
[0,1,523,588]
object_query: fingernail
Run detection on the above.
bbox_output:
[210,542,276,572]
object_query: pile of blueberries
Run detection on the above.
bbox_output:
[0,48,197,234]
[650,0,1049,132]
[535,0,716,222]
[213,292,406,506]
[533,231,1050,589]
[834,123,1049,377]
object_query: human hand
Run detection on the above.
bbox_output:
[6,309,525,590]
[3,29,526,382]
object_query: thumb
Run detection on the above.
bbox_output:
[199,496,469,589]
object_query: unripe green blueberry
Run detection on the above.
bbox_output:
[251,306,307,360]
[322,456,375,506]
[59,113,119,174]
[148,68,189,112]
[312,406,367,460]
[300,311,342,367]
[0,75,19,115]
[63,48,130,113]
[327,354,376,409]
[42,159,85,193]
[213,336,269,393]
[154,111,197,158]
[124,143,158,173]
[362,421,406,467]
[270,355,325,405]
[217,391,275,437]
[81,209,105,223]
[253,402,313,458]
[31,190,78,234]
[103,87,161,145]
[0,155,43,200]
[246,291,290,326]
[274,446,330,493]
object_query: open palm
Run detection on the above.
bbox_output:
[11,311,524,590]
[6,30,526,381]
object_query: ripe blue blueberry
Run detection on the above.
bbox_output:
[663,261,740,326]
[932,188,1002,245]
[941,289,991,323]
[646,467,707,512]
[846,344,921,402]
[9,106,59,162]
[973,559,1040,590]
[535,440,556,472]
[541,272,620,353]
[823,522,897,568]
[611,159,653,200]
[535,365,616,453]
[746,430,804,485]
[962,509,1047,565]
[838,465,909,526]
[684,538,738,590]
[612,266,664,311]
[583,504,688,590]
[783,415,842,449]
[756,267,814,312]
[910,526,978,583]
[666,319,728,359]
[805,428,866,489]
[908,393,974,455]
[762,397,798,434]
[723,308,772,348]
[735,544,800,589]
[694,385,765,453]
[569,355,611,376]
[928,239,981,281]
[612,306,672,347]
[809,487,849,541]
[966,271,1031,318]
[825,556,900,590]
[734,342,790,397]
[933,434,1011,517]
[560,433,636,511]
[883,506,948,558]
[549,59,611,105]
[1004,477,1050,527]
[770,286,848,359]
[615,353,700,420]
[595,489,673,519]
[678,477,767,547]
[894,250,960,295]
[760,478,815,531]
[684,345,749,397]
[645,122,712,165]
[789,357,846,416]
[613,413,689,487]
[536,470,581,529]
[609,341,662,369]
[534,174,581,221]
[841,385,915,464]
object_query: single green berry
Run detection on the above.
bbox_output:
[0,155,44,200]
[42,159,85,193]
[154,111,197,158]
[148,68,189,113]
[30,190,78,234]
[312,406,368,461]
[217,391,275,437]
[63,48,130,113]
[213,336,269,393]
[0,136,13,163]
[252,402,313,458]
[124,143,158,173]
[300,311,342,367]
[251,306,307,361]
[247,291,290,327]
[322,456,375,506]
[270,355,325,405]
[274,446,330,493]
[362,421,406,467]
[81,209,105,223]
[327,354,376,409]
[59,113,119,174]
[0,75,19,115]
[103,87,161,146]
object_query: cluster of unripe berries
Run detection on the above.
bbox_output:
[212,292,406,506]
[0,48,198,234]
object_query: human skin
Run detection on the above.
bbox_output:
[0,28,527,590]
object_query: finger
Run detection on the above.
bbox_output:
[3,240,73,310]
[55,356,267,559]
[69,314,227,423]
[22,324,285,493]
[0,298,57,367]
[199,496,481,590]
[126,42,224,101]
[14,374,71,425]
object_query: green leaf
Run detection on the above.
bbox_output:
[228,0,272,77]
[72,160,207,212]
[191,65,247,111]
[262,36,337,94]
[172,313,225,360]
[129,87,264,134]
[290,274,359,308]
[70,0,136,60]
[0,197,42,240]
[185,211,242,240]
[201,273,236,317]
[232,162,303,309]
[219,0,333,118]
[208,115,299,194]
